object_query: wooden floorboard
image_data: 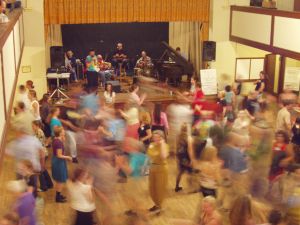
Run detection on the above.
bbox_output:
[0,79,277,225]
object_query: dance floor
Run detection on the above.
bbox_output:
[0,78,277,225]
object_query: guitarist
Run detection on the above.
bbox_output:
[112,43,128,73]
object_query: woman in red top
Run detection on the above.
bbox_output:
[268,130,290,183]
[192,83,205,124]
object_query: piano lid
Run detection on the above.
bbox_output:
[159,41,194,75]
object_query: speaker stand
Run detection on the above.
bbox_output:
[50,76,70,100]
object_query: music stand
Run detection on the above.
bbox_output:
[49,73,70,100]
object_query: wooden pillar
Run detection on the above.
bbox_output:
[278,56,286,94]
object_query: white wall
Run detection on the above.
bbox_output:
[277,0,295,11]
[209,0,269,95]
[16,0,47,100]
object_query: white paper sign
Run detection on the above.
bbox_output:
[284,67,300,91]
[200,69,217,95]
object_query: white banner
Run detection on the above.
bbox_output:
[200,69,218,95]
[284,67,300,91]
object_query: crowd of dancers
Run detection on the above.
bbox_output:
[1,72,300,225]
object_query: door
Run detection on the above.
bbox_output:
[264,54,277,93]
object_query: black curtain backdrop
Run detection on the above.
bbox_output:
[61,22,169,64]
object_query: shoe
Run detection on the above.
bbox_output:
[148,205,160,212]
[117,177,127,183]
[72,157,79,163]
[60,195,67,200]
[175,187,183,192]
[38,188,47,192]
[55,196,67,203]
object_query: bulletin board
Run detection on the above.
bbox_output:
[235,57,265,81]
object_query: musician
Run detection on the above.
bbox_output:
[97,54,112,83]
[175,47,188,60]
[112,43,128,72]
[85,49,97,72]
[85,49,100,88]
[135,51,153,76]
[65,50,78,82]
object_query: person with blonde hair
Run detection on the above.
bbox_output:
[195,146,222,197]
[229,195,255,225]
[138,111,152,148]
[171,196,222,225]
[147,130,169,213]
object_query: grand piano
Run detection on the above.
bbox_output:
[154,42,194,86]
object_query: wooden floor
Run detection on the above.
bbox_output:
[0,79,278,225]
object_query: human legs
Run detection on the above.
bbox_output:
[55,182,66,203]
[65,130,78,161]
[98,71,106,86]
[149,167,168,209]
[175,169,184,192]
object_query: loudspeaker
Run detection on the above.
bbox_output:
[203,41,216,61]
[250,0,263,7]
[50,46,65,69]
[106,80,121,93]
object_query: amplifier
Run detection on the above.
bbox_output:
[106,80,121,93]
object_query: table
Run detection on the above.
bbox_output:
[46,72,71,89]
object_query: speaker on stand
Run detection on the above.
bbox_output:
[50,46,65,69]
[49,46,69,101]
[203,41,216,62]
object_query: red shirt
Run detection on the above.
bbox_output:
[193,89,204,101]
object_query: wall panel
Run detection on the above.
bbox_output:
[2,32,16,110]
[14,21,21,67]
[231,11,272,45]
[0,53,5,141]
[273,16,300,53]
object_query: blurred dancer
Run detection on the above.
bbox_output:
[151,103,169,135]
[67,168,97,225]
[147,130,169,213]
[175,123,194,192]
[115,138,148,215]
[171,196,222,225]
[195,146,222,197]
[167,102,193,155]
[6,124,44,179]
[11,102,35,135]
[0,213,19,225]
[6,180,37,225]
[229,195,255,225]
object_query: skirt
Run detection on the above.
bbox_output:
[74,211,95,225]
[149,165,168,207]
[51,156,68,183]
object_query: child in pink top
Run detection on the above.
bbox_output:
[152,104,169,135]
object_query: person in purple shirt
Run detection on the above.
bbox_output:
[7,180,36,225]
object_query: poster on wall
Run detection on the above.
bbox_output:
[284,67,300,91]
[236,59,250,80]
[200,69,217,95]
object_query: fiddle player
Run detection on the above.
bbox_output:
[97,54,112,84]
[135,51,153,76]
[112,43,128,73]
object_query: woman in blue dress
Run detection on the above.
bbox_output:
[51,127,72,203]
[49,107,62,137]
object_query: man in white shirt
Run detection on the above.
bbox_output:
[15,85,30,110]
[6,125,44,177]
[11,102,35,135]
[276,101,292,132]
